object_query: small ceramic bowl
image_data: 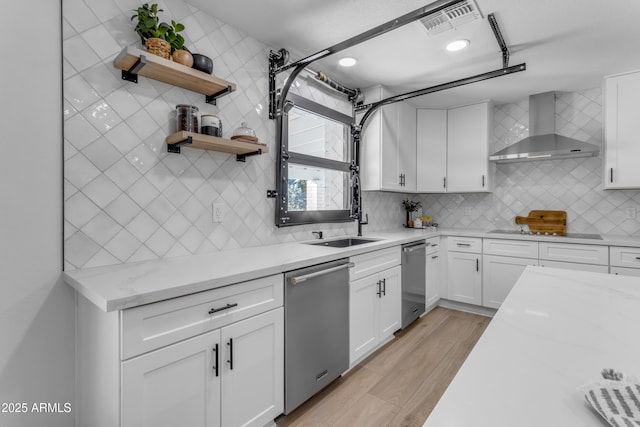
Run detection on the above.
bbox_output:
[191,54,213,74]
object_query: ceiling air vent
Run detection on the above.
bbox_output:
[419,0,482,36]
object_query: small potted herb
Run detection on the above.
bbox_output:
[402,199,422,228]
[131,3,187,62]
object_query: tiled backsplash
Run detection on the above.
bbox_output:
[418,89,640,236]
[62,0,402,270]
[63,1,640,270]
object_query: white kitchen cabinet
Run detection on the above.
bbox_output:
[539,242,608,265]
[416,102,492,193]
[446,102,493,193]
[483,255,537,309]
[122,308,283,427]
[447,251,482,305]
[425,237,442,308]
[349,266,401,366]
[603,70,640,189]
[361,85,416,192]
[611,266,640,277]
[77,275,284,427]
[416,109,447,192]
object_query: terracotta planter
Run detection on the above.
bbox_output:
[172,49,193,67]
[145,37,170,59]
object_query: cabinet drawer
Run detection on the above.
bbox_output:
[539,243,608,265]
[483,239,538,258]
[350,246,401,282]
[539,260,609,273]
[447,236,482,253]
[121,274,283,359]
[425,237,440,255]
[610,246,640,268]
[611,266,640,277]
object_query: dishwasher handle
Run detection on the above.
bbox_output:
[403,243,427,253]
[290,262,355,285]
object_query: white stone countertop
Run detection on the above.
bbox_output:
[62,227,640,312]
[62,229,436,312]
[423,266,640,427]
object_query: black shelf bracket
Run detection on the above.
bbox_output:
[121,55,147,83]
[236,149,263,162]
[206,85,234,105]
[167,136,193,154]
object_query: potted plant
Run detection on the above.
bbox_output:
[402,199,422,228]
[131,3,187,62]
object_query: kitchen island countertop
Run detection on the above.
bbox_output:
[423,265,640,427]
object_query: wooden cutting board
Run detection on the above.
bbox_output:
[515,210,567,235]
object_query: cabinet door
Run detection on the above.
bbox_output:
[447,102,490,193]
[221,308,284,427]
[604,71,640,189]
[122,330,221,427]
[398,102,417,192]
[378,266,402,342]
[611,266,640,277]
[425,252,441,307]
[416,109,447,192]
[483,255,537,309]
[349,274,379,365]
[447,252,482,305]
[380,102,403,191]
[539,260,609,273]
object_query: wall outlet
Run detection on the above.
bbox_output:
[625,207,637,219]
[213,203,224,223]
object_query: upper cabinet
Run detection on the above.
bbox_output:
[603,70,640,189]
[416,109,447,192]
[417,102,493,193]
[361,86,417,192]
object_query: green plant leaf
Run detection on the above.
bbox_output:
[174,23,184,32]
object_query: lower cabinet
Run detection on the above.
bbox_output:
[77,274,284,427]
[122,309,283,427]
[447,251,482,305]
[482,255,537,309]
[425,238,442,308]
[611,266,640,277]
[349,265,401,366]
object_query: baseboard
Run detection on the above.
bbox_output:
[437,299,497,317]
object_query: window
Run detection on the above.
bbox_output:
[275,93,354,226]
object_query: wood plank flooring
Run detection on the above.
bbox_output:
[276,307,491,427]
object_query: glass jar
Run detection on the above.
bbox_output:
[175,104,199,132]
[201,114,221,137]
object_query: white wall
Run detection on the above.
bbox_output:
[0,2,75,427]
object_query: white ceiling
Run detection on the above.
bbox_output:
[187,0,640,108]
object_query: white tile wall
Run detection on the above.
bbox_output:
[62,0,402,270]
[418,89,640,236]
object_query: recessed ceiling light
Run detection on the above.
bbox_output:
[446,39,470,52]
[338,57,357,67]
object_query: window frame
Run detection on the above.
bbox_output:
[275,92,355,227]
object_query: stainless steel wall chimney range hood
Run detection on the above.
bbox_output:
[489,92,599,163]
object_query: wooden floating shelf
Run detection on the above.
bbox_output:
[113,46,236,103]
[166,131,268,160]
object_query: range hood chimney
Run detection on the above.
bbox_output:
[489,92,599,163]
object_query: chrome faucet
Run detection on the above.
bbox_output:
[312,231,323,239]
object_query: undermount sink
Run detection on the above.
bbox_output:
[307,237,380,248]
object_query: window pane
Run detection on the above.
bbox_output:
[287,164,351,211]
[288,107,349,162]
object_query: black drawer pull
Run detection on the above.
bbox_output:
[208,303,238,315]
[212,344,219,377]
[227,338,233,370]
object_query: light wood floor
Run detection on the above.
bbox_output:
[276,307,491,427]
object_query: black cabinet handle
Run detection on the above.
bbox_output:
[227,338,233,370]
[432,255,439,259]
[208,303,238,315]
[443,177,446,188]
[482,175,485,187]
[382,278,386,296]
[610,168,613,183]
[212,343,219,377]
[376,280,381,297]
[476,258,479,272]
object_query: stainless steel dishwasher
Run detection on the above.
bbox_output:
[284,258,352,414]
[401,240,427,329]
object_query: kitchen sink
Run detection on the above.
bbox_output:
[307,237,380,248]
